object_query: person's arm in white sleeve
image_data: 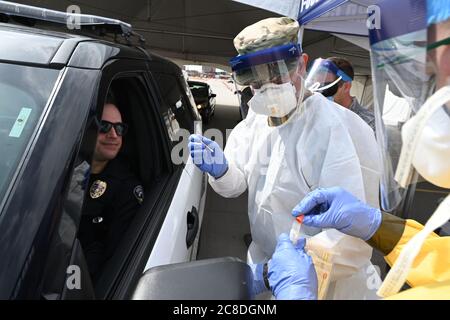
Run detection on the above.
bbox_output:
[317,123,366,202]
[208,123,249,198]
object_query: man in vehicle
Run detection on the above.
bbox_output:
[189,17,382,299]
[306,56,375,131]
[79,102,144,280]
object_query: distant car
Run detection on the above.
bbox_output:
[237,86,253,120]
[188,81,216,124]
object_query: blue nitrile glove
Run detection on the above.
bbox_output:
[268,234,318,300]
[249,263,269,297]
[292,187,382,241]
[188,134,228,178]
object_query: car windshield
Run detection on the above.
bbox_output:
[0,63,60,208]
[189,82,209,100]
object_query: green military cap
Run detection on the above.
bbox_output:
[233,17,300,55]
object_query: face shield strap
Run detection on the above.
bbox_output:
[336,70,352,83]
[306,59,352,94]
[230,43,302,72]
[268,106,298,126]
[309,76,343,92]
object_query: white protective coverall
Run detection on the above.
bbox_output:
[209,93,382,299]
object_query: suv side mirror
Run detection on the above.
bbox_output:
[132,257,254,300]
[210,93,217,98]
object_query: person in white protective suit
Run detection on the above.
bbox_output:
[188,17,382,299]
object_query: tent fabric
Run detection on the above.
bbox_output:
[233,0,379,36]
[298,0,348,25]
[368,0,426,45]
[332,33,370,50]
[229,0,301,19]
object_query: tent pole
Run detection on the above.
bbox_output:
[298,25,305,46]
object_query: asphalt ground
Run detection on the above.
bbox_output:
[196,79,250,262]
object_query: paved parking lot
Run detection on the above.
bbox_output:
[196,79,251,262]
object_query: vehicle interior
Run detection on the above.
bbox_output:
[73,74,175,299]
[0,63,60,210]
[189,82,210,105]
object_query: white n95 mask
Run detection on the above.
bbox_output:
[396,86,450,188]
[248,82,298,117]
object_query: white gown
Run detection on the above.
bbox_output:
[209,93,382,299]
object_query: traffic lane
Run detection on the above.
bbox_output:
[197,79,250,262]
[206,78,239,107]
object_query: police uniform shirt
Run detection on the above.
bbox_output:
[349,97,376,131]
[79,158,144,277]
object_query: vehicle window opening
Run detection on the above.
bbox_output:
[76,75,170,291]
[153,72,195,133]
[0,63,60,211]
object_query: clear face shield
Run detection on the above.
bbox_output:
[230,43,304,119]
[398,13,450,191]
[305,58,353,98]
[370,29,434,212]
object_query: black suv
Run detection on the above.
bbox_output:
[0,3,212,299]
[188,80,216,124]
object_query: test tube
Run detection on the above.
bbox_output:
[203,141,214,152]
[289,215,304,245]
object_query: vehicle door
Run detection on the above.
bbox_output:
[172,70,207,260]
[0,60,99,299]
[145,63,207,269]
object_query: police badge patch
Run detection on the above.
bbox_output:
[90,180,107,199]
[134,185,144,204]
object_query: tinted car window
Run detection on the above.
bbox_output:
[0,63,60,208]
[178,76,201,119]
[189,82,209,102]
[0,29,64,64]
[153,72,194,132]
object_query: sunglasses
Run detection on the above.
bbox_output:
[95,119,128,136]
[427,35,450,51]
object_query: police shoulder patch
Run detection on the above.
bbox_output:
[90,180,107,199]
[133,185,144,204]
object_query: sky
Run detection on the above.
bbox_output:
[184,65,227,73]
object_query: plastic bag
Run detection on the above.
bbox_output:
[305,229,381,300]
